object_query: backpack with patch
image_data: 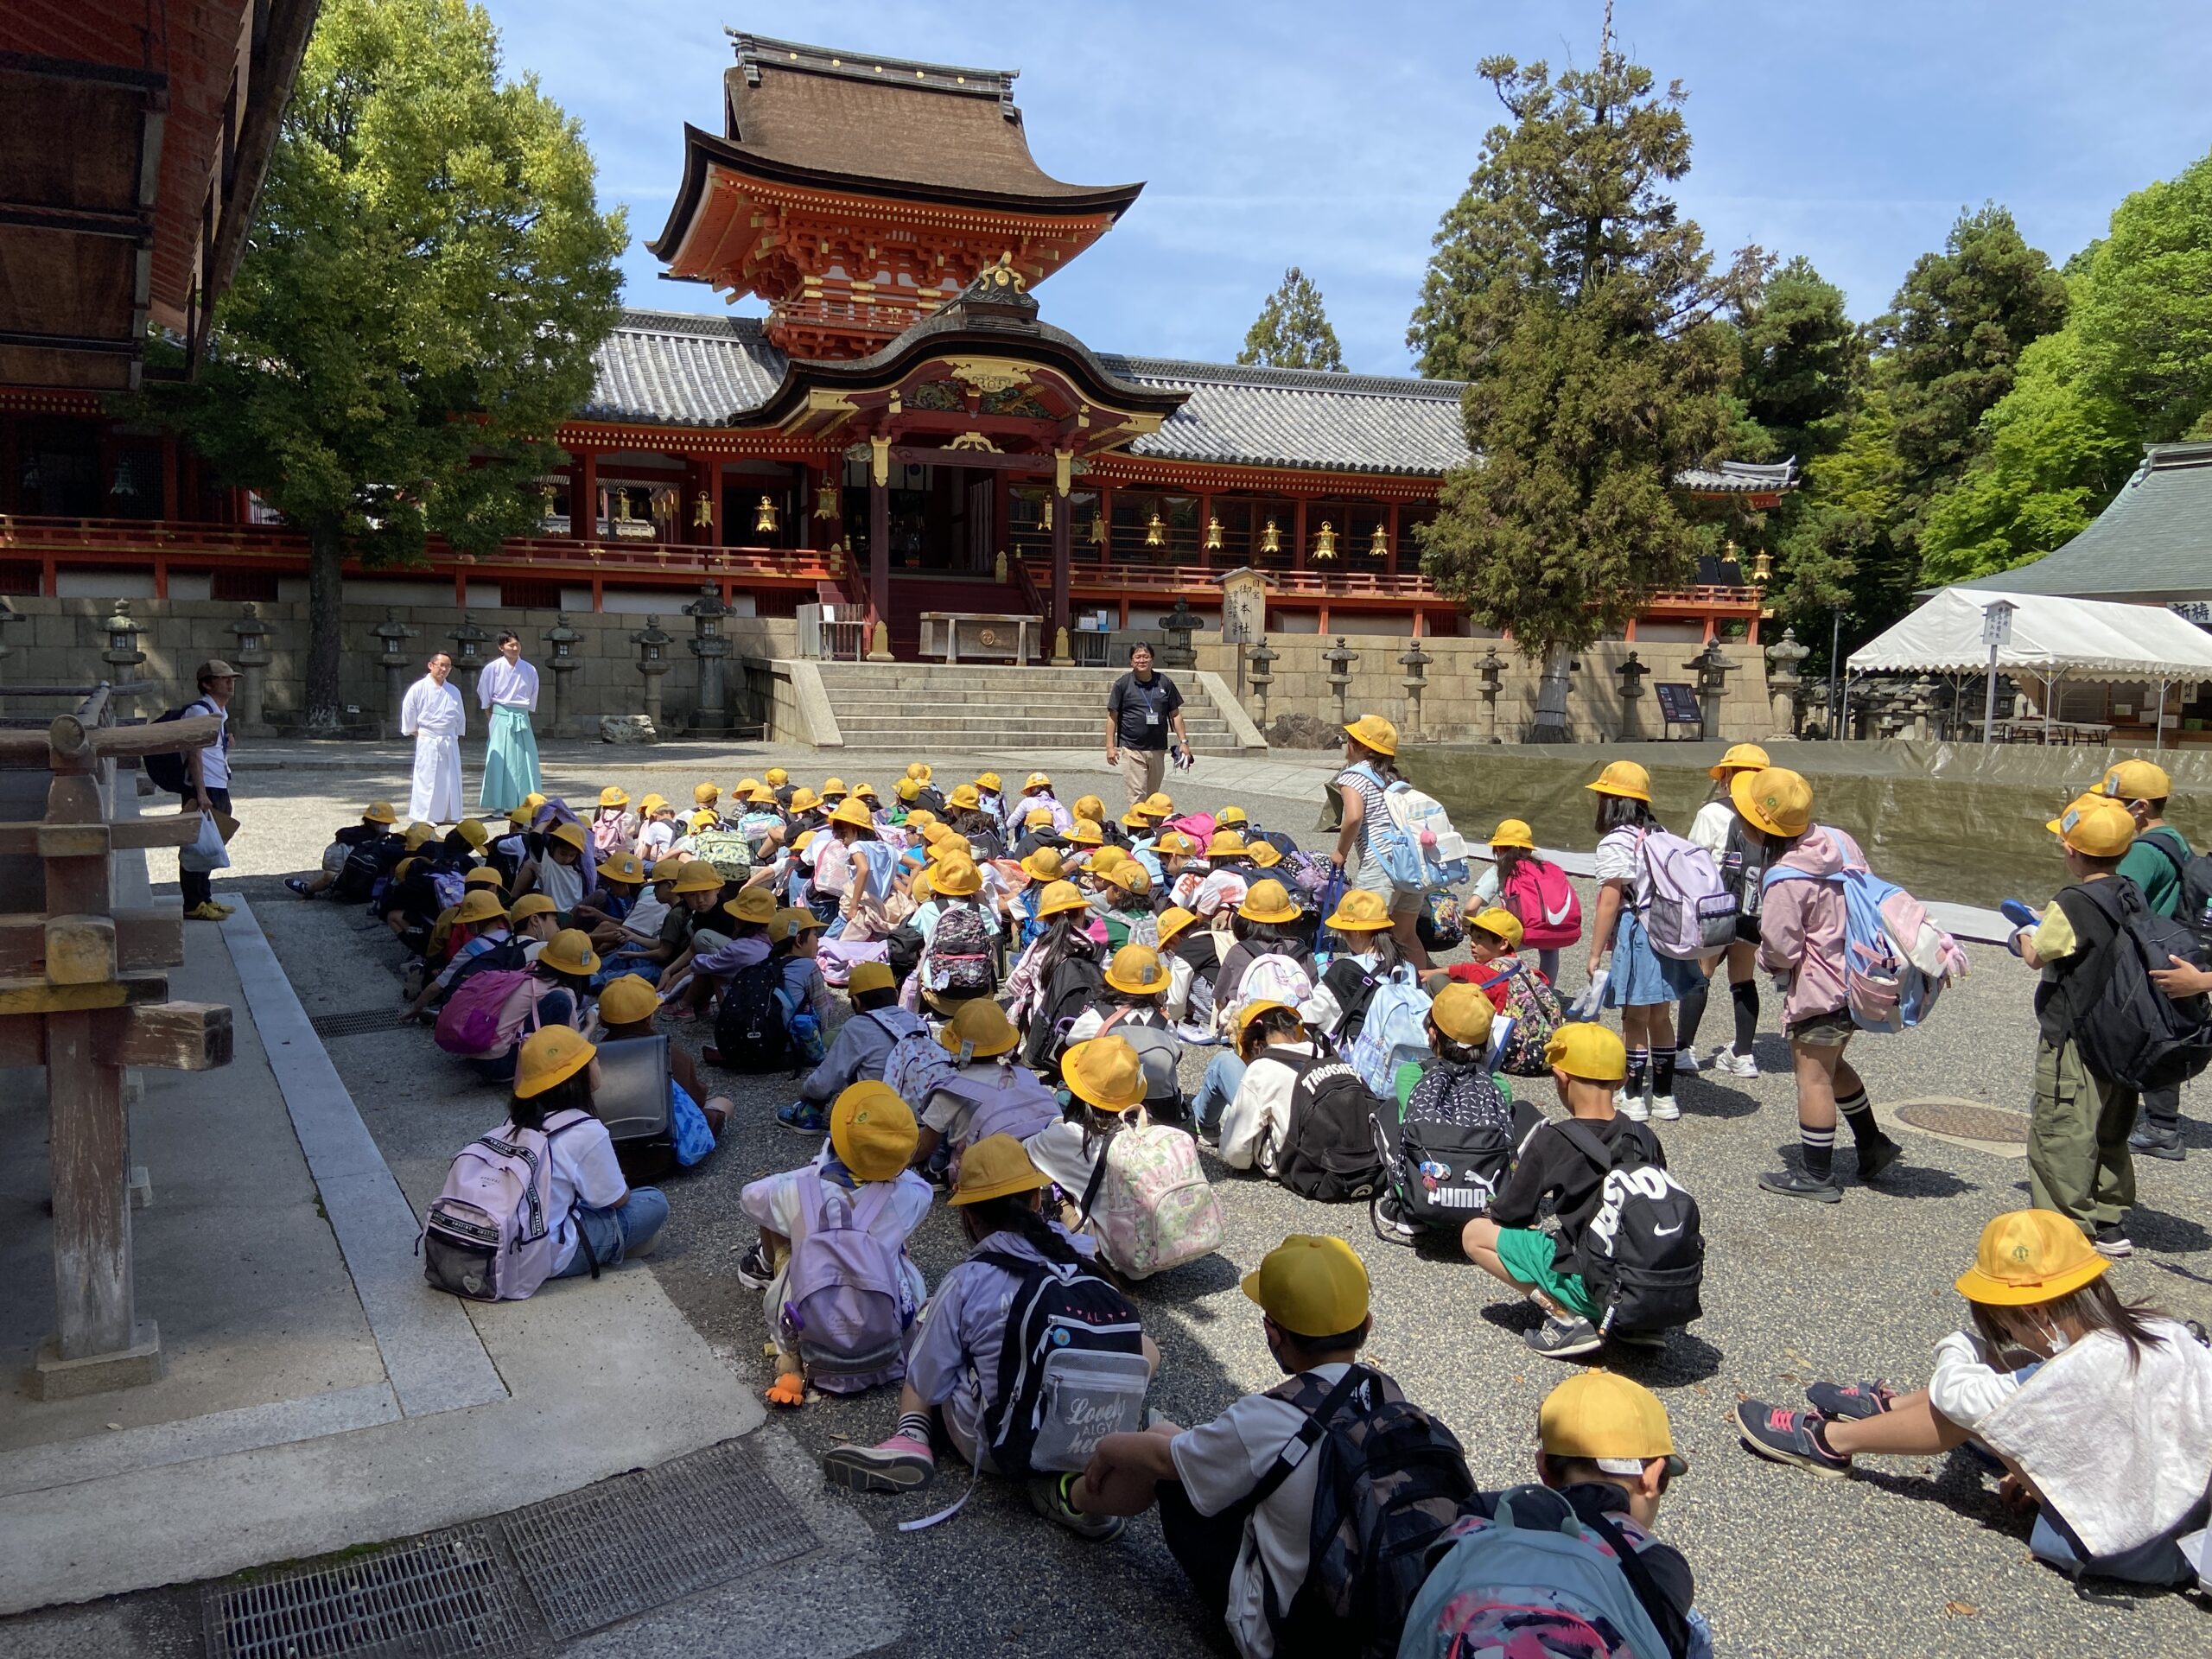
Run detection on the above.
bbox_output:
[1076,1112,1224,1281]
[976,1249,1151,1475]
[419,1109,592,1301]
[1022,950,1107,1071]
[429,868,467,913]
[1345,969,1433,1096]
[779,1181,914,1394]
[1634,829,1733,960]
[1374,1066,1519,1232]
[1274,1055,1390,1201]
[1765,828,1967,1033]
[1487,959,1567,1077]
[1250,1364,1475,1659]
[1554,1120,1704,1338]
[331,842,400,903]
[690,828,754,880]
[2067,877,2212,1092]
[922,902,997,996]
[713,957,795,1073]
[1399,1488,1684,1659]
[1501,855,1584,950]
[433,968,540,1057]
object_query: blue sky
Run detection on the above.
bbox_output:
[480,0,2212,375]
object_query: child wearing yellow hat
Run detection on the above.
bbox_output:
[634,796,678,865]
[1462,1023,1678,1360]
[1466,817,1580,983]
[740,1081,931,1408]
[1213,1000,1319,1172]
[400,889,518,1024]
[1372,982,1542,1245]
[903,999,1061,1177]
[1673,745,1774,1082]
[2091,760,2193,1160]
[504,1027,670,1286]
[775,960,929,1136]
[594,972,730,1166]
[1582,759,1703,1126]
[1737,1208,2212,1589]
[1331,713,1436,971]
[589,786,636,859]
[1002,880,1108,1046]
[290,801,408,900]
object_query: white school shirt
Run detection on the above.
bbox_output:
[478,655,540,712]
[1592,825,1649,906]
[638,820,675,861]
[546,1116,628,1273]
[1217,1042,1315,1174]
[1170,1362,1356,1659]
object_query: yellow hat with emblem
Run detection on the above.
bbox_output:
[364,801,397,824]
[1324,888,1394,932]
[1955,1209,2109,1306]
[1104,943,1170,995]
[2098,759,2172,804]
[830,1082,918,1182]
[2046,793,2135,858]
[1242,1234,1370,1338]
[1586,760,1652,804]
[1732,766,1814,840]
[513,1027,595,1099]
[1237,878,1301,925]
[537,929,600,977]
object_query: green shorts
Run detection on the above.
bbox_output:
[1492,1226,1599,1321]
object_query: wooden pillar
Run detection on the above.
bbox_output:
[1624,617,1638,642]
[590,576,604,613]
[1319,603,1332,633]
[868,446,891,645]
[47,1009,136,1362]
[572,450,596,542]
[992,469,1010,578]
[152,559,168,599]
[1385,502,1400,577]
[0,415,16,513]
[1294,498,1308,573]
[160,433,180,522]
[707,459,724,550]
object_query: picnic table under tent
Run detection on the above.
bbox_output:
[1847,586,2212,748]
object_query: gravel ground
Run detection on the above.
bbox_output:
[200,745,2212,1657]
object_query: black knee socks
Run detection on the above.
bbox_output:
[1837,1086,1881,1146]
[1676,979,1710,1052]
[1730,978,1759,1056]
[1652,1045,1678,1097]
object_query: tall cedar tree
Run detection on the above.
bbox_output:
[1409,30,1759,734]
[1239,267,1348,372]
[148,0,625,728]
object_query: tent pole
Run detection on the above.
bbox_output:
[2156,678,2169,753]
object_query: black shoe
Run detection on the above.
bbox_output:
[1854,1135,1904,1184]
[734,1242,772,1289]
[1523,1314,1605,1360]
[2128,1125,2185,1162]
[1759,1166,1843,1204]
[1736,1399,1852,1477]
[1370,1191,1420,1248]
[2094,1224,2134,1259]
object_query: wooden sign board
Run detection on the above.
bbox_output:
[1218,567,1270,645]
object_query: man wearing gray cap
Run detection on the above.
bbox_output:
[181,659,238,921]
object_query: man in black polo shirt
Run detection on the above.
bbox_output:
[1105,642,1189,805]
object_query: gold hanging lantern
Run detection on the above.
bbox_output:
[1041,496,1053,531]
[1090,512,1109,547]
[1368,522,1388,559]
[1260,518,1282,556]
[814,481,840,519]
[692,493,713,528]
[1144,510,1166,549]
[613,490,632,523]
[1204,515,1224,552]
[1751,549,1773,584]
[1313,520,1338,561]
[753,493,779,534]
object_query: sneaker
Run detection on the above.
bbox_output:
[822,1433,936,1494]
[1027,1472,1126,1541]
[284,877,313,898]
[2129,1124,2186,1162]
[1805,1379,1897,1421]
[734,1243,772,1290]
[209,899,236,916]
[1758,1166,1843,1204]
[1649,1095,1681,1122]
[776,1100,830,1135]
[1854,1135,1904,1184]
[1673,1048,1700,1074]
[1717,1047,1760,1078]
[1614,1090,1650,1123]
[1735,1400,1852,1476]
[185,901,228,922]
[1370,1190,1420,1248]
[1523,1314,1605,1360]
[2094,1224,2134,1260]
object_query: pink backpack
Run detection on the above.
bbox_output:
[1078,1113,1224,1281]
[1500,856,1583,949]
[1166,811,1216,846]
[434,969,540,1057]
[418,1109,591,1300]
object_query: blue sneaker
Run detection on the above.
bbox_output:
[776,1100,829,1135]
[1805,1379,1896,1421]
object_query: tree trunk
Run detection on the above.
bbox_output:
[304,518,346,735]
[1529,644,1573,742]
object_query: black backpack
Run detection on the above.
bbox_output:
[2069,878,2212,1092]
[2171,846,2212,949]
[142,705,198,794]
[913,785,947,815]
[1319,957,1383,1049]
[1554,1120,1704,1338]
[884,923,925,988]
[976,1249,1149,1478]
[1373,1068,1519,1232]
[1021,951,1106,1073]
[1274,1054,1390,1202]
[1251,1364,1475,1659]
[713,957,795,1074]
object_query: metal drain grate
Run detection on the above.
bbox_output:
[1894,1098,2031,1144]
[204,1529,534,1659]
[309,1008,400,1040]
[501,1439,819,1638]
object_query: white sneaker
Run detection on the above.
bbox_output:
[1615,1089,1650,1122]
[1650,1095,1681,1122]
[1674,1048,1700,1074]
[1707,1042,1736,1071]
[1721,1049,1760,1078]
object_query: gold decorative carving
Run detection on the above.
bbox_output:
[943,356,1032,397]
[1053,448,1072,498]
[869,433,891,488]
[947,431,1000,453]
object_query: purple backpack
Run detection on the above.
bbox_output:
[419,1109,590,1301]
[779,1180,912,1394]
[949,1066,1064,1150]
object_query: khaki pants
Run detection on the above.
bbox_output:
[1117,745,1167,806]
[2029,1035,2137,1236]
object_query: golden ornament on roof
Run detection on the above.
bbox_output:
[1144,510,1166,549]
[1204,515,1224,552]
[1369,522,1388,559]
[1260,518,1281,556]
[1313,520,1338,561]
[753,494,779,534]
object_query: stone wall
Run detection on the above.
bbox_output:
[0,597,798,736]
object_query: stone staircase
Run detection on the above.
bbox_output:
[811,661,1260,754]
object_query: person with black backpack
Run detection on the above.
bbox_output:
[1463,1023,1697,1360]
[2015,794,2204,1258]
[1373,984,1544,1246]
[1073,1234,1473,1659]
[2094,759,2196,1161]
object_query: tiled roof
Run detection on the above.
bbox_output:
[1970,442,2212,600]
[582,311,787,426]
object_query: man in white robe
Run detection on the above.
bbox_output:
[401,652,467,823]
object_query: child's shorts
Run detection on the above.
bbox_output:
[1493,1226,1600,1321]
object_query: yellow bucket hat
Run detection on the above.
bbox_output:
[1065,820,1104,848]
[1103,862,1152,897]
[538,928,601,977]
[938,998,1020,1060]
[454,889,506,925]
[1215,805,1249,828]
[827,797,875,830]
[1156,906,1200,948]
[765,767,790,787]
[671,861,725,895]
[596,974,659,1026]
[788,786,821,813]
[1237,878,1301,925]
[1324,888,1395,932]
[1489,818,1535,851]
[597,850,646,885]
[456,817,492,849]
[1153,830,1198,859]
[1021,846,1066,884]
[895,778,922,803]
[950,1134,1048,1205]
[363,801,397,824]
[1732,766,1814,840]
[949,783,982,810]
[1343,714,1399,757]
[728,886,778,925]
[975,772,1003,792]
[1242,1234,1370,1338]
[1104,943,1170,995]
[549,820,588,852]
[464,865,506,889]
[695,782,721,804]
[1586,760,1652,804]
[1140,791,1174,819]
[1707,742,1771,781]
[932,855,983,897]
[510,893,557,923]
[403,823,436,850]
[1206,829,1249,861]
[1955,1209,2109,1306]
[514,1027,596,1099]
[830,1082,918,1182]
[1248,842,1283,869]
[1062,1036,1148,1113]
[598,785,630,809]
[1034,879,1090,918]
[1022,772,1053,792]
[819,778,849,799]
[1072,793,1106,823]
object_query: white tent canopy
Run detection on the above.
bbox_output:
[1849,587,2212,681]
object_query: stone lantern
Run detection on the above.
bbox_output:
[1477,645,1506,744]
[448,613,491,717]
[101,600,148,721]
[1322,636,1360,727]
[1908,674,1937,741]
[1157,596,1201,670]
[226,602,274,734]
[1688,639,1738,743]
[631,615,674,731]
[1245,639,1279,727]
[1614,651,1649,741]
[683,584,731,735]
[1764,626,1809,739]
[1397,639,1433,738]
[542,612,585,736]
[372,609,419,737]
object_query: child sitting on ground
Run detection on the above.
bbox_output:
[1372,984,1541,1245]
[1430,907,1567,1078]
[1095,863,1159,949]
[776,961,926,1135]
[589,787,634,857]
[738,1082,931,1409]
[511,1027,668,1282]
[593,973,729,1166]
[901,1000,1060,1176]
[1298,887,1409,1046]
[1212,1001,1318,1166]
[1736,1208,2212,1590]
[515,820,596,920]
[508,893,561,959]
[288,800,403,899]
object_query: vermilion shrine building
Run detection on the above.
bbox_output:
[0,32,1787,659]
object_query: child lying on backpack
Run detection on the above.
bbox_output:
[1406,1371,1711,1659]
[775,962,926,1135]
[1736,1208,2212,1589]
[288,800,403,899]
[738,1082,931,1409]
[1076,1235,1473,1659]
[819,1135,1160,1541]
[1460,1022,1674,1362]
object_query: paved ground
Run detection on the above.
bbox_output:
[29,739,2212,1656]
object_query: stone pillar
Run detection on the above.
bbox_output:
[542,613,583,737]
[683,584,731,735]
[631,616,672,730]
[226,604,274,735]
[372,611,418,737]
[100,601,147,721]
[1764,627,1808,739]
[448,613,490,729]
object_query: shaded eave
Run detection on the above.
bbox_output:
[645,124,1145,262]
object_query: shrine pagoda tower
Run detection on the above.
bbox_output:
[649,33,1142,360]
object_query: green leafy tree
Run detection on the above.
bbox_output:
[149,0,625,728]
[1238,267,1348,371]
[1408,29,1759,734]
[2072,152,2212,437]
